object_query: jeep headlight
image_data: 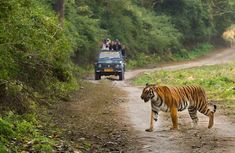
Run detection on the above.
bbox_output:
[115,64,121,68]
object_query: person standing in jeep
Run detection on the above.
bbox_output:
[94,42,126,80]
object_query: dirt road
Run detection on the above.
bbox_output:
[53,47,235,152]
[114,47,235,153]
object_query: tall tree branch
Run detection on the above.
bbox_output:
[54,0,64,26]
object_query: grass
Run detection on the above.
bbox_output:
[0,112,56,152]
[127,52,161,69]
[172,42,214,61]
[133,62,235,114]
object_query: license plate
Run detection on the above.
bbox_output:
[104,68,113,72]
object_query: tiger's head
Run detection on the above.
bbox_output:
[141,83,156,102]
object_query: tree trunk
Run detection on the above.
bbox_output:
[54,0,64,25]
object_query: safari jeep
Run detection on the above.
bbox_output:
[94,50,125,80]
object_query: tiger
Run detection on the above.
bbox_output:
[140,83,217,132]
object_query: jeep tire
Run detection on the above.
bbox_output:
[119,71,124,80]
[95,73,101,80]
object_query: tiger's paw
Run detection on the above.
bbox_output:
[170,127,179,130]
[208,112,214,129]
[145,128,153,132]
[192,122,198,129]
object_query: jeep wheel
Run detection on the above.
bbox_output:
[95,73,101,80]
[119,71,124,80]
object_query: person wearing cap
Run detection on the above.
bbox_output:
[109,40,115,50]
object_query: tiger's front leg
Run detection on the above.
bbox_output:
[145,110,155,132]
[170,107,179,130]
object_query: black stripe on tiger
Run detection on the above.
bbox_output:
[141,84,217,130]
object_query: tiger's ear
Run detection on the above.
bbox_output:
[146,83,149,86]
[153,84,157,89]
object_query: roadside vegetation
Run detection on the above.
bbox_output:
[133,62,235,115]
[64,0,235,68]
[0,112,56,152]
[63,0,235,65]
[0,0,76,151]
[127,42,214,68]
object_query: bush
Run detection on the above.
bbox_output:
[188,43,214,59]
[0,112,56,152]
[0,0,77,113]
[127,52,161,68]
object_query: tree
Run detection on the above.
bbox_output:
[54,0,64,25]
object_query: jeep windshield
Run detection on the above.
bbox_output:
[98,51,121,61]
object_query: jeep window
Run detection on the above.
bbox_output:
[99,51,121,60]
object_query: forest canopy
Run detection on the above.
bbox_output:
[63,0,235,64]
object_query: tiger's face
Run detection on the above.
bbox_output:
[141,83,156,102]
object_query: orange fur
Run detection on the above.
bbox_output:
[141,84,216,132]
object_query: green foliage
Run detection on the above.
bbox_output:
[127,52,161,68]
[208,0,235,34]
[189,43,214,58]
[127,43,214,68]
[0,112,56,152]
[133,62,235,100]
[101,1,182,57]
[152,0,235,43]
[64,0,105,64]
[63,0,182,63]
[0,0,77,112]
[172,43,214,60]
[62,0,235,66]
[0,118,15,139]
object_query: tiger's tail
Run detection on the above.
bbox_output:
[209,102,217,113]
[208,102,217,129]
